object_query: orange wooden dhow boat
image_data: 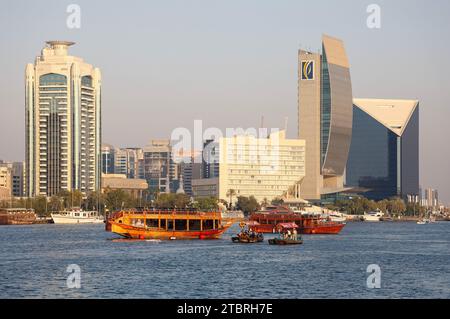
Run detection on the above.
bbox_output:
[106,210,233,240]
[249,206,345,235]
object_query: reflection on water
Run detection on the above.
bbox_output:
[0,222,449,298]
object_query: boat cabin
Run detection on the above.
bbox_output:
[116,211,223,232]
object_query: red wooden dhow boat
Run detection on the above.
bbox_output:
[249,206,345,235]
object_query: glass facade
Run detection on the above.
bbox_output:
[102,148,115,174]
[39,73,68,196]
[346,106,398,200]
[401,106,419,197]
[320,47,331,167]
[346,105,419,200]
[202,139,219,179]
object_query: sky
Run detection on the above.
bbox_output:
[1,0,449,204]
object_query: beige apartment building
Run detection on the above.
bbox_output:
[102,174,148,199]
[0,166,12,201]
[192,131,305,204]
[25,41,101,197]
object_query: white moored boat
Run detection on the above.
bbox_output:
[51,209,104,224]
[364,209,384,222]
[327,212,347,223]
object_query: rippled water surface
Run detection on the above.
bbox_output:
[0,222,449,298]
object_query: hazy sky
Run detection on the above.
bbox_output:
[1,0,449,204]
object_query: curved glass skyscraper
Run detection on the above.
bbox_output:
[298,35,353,200]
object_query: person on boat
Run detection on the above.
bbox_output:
[287,229,292,240]
[293,228,298,241]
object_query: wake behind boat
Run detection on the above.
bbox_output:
[51,208,104,224]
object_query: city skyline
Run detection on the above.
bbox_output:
[1,1,450,203]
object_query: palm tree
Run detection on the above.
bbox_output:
[226,189,236,209]
[261,198,269,208]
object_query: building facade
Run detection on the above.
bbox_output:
[192,177,219,199]
[101,144,115,175]
[298,35,353,201]
[25,41,101,197]
[114,148,143,179]
[424,188,439,209]
[346,99,419,200]
[143,139,178,194]
[0,161,24,198]
[202,139,219,179]
[192,131,305,203]
[101,174,148,199]
[180,159,202,197]
[0,166,12,201]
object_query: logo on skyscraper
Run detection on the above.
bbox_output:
[301,61,314,80]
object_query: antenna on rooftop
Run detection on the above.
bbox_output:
[260,115,265,129]
[284,117,289,132]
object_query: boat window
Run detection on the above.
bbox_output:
[160,219,167,229]
[75,213,80,217]
[132,219,144,227]
[146,219,159,228]
[175,219,187,231]
[168,220,174,231]
[189,220,201,231]
[203,220,214,230]
[83,213,86,217]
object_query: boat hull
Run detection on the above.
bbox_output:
[268,238,303,245]
[253,222,345,235]
[110,221,231,240]
[364,217,381,222]
[300,223,345,234]
[51,215,104,224]
[231,235,264,243]
[0,210,36,225]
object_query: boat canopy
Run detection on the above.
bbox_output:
[245,221,260,226]
[276,222,299,230]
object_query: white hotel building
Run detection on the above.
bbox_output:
[192,131,306,204]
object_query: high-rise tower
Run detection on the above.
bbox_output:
[298,35,353,201]
[25,41,101,197]
[346,99,419,200]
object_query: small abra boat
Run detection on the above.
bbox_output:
[107,210,233,240]
[268,223,303,245]
[231,221,264,243]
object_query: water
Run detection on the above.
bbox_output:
[0,222,449,299]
